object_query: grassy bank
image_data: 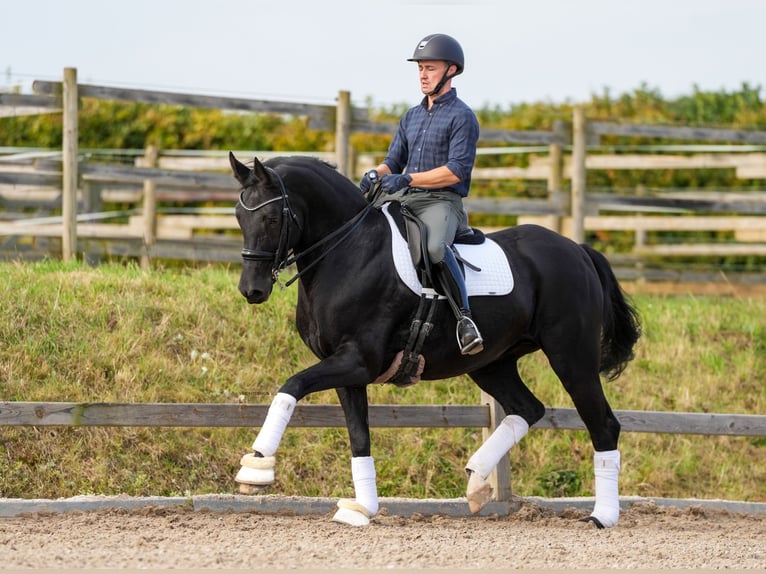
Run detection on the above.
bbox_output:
[0,261,764,502]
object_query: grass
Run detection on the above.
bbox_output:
[0,260,764,502]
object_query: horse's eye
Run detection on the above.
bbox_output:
[268,217,279,226]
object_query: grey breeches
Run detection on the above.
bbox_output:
[400,190,464,263]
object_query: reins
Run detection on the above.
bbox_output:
[239,166,374,288]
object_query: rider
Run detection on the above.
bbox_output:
[360,33,483,355]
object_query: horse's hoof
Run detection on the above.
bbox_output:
[466,471,493,514]
[235,453,275,487]
[332,499,372,527]
[579,515,605,529]
[238,483,269,495]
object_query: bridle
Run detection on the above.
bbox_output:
[238,166,374,288]
[239,166,300,284]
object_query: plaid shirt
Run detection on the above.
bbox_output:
[382,88,479,197]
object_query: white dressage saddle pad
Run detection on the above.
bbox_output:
[381,203,514,297]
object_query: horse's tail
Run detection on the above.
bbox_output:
[580,244,642,381]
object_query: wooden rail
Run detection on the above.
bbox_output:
[2,402,764,437]
[589,121,766,145]
[30,80,369,132]
[0,93,60,118]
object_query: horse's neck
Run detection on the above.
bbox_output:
[294,190,371,248]
[291,192,376,271]
[292,204,386,271]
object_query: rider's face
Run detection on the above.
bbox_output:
[418,60,451,95]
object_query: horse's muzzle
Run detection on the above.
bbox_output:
[239,275,273,304]
[242,291,269,304]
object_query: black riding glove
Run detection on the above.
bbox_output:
[359,170,379,193]
[380,173,412,194]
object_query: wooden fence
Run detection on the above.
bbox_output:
[2,400,765,503]
[3,73,766,501]
[2,68,766,279]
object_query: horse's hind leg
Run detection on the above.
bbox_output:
[466,356,546,513]
[543,330,622,528]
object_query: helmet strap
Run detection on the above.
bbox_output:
[428,62,456,97]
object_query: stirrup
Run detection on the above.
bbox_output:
[456,316,484,355]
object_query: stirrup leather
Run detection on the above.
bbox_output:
[456,315,484,355]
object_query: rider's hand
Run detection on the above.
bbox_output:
[359,170,379,193]
[380,173,412,194]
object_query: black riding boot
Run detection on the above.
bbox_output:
[435,248,484,355]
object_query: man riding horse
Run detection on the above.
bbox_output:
[359,33,483,356]
[231,34,640,531]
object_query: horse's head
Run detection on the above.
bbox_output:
[230,152,300,304]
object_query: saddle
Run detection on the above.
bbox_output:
[387,201,485,285]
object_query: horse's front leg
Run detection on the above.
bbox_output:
[332,386,379,527]
[235,347,374,496]
[235,390,296,489]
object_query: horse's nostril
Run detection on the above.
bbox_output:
[240,285,269,304]
[242,289,258,300]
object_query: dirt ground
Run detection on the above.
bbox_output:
[1,501,764,570]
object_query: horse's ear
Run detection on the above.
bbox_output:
[250,156,270,182]
[229,152,251,186]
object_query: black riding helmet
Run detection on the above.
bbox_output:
[407,34,464,96]
[407,33,464,74]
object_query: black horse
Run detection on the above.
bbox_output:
[229,153,641,528]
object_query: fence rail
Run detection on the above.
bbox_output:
[3,402,764,436]
[0,93,60,118]
[30,80,368,132]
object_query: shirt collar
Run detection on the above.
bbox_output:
[420,87,457,110]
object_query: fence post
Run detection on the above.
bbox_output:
[570,106,587,243]
[140,145,159,269]
[547,120,566,234]
[335,90,351,178]
[62,67,78,262]
[480,390,512,501]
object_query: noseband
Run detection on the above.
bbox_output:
[239,166,374,287]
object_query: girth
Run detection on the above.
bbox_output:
[385,287,442,387]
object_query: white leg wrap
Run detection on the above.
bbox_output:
[251,393,296,457]
[351,456,379,516]
[590,449,621,528]
[466,414,529,478]
[332,457,378,527]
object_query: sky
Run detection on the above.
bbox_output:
[2,0,764,110]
